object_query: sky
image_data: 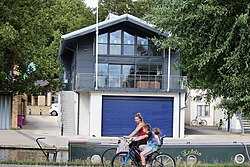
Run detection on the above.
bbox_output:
[84,0,138,8]
[84,0,98,8]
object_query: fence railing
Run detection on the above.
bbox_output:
[76,73,187,91]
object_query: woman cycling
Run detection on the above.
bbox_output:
[126,113,147,147]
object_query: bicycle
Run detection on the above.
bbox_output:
[101,137,130,167]
[191,116,207,126]
[111,136,175,167]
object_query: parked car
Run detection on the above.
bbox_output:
[49,103,58,116]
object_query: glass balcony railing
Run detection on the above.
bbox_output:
[76,73,187,91]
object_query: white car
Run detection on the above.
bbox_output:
[49,103,58,116]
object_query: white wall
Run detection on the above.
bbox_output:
[229,115,242,133]
[60,91,78,136]
[89,92,102,137]
[186,90,216,126]
[79,91,186,138]
[79,92,90,136]
[220,115,242,133]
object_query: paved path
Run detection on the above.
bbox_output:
[0,115,250,150]
[0,115,68,150]
[0,165,83,167]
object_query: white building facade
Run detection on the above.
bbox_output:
[59,14,187,138]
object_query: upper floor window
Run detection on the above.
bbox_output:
[98,33,108,55]
[124,31,135,56]
[137,36,148,56]
[197,105,210,117]
[110,30,122,55]
[97,30,160,56]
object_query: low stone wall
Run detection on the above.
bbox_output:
[27,106,50,115]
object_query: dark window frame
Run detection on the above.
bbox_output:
[96,30,161,57]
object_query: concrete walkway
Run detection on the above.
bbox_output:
[0,115,68,150]
[0,115,250,150]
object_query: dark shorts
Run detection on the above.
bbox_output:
[129,138,147,148]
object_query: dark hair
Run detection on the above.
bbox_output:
[153,128,160,135]
[135,113,143,121]
[143,123,151,131]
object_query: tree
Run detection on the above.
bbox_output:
[146,0,250,116]
[0,0,95,94]
[98,0,150,21]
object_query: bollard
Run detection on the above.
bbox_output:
[40,109,42,115]
[61,124,64,136]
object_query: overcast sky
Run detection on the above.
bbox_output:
[84,0,98,8]
[84,0,138,8]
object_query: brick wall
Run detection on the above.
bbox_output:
[11,94,27,128]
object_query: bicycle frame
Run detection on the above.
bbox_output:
[122,151,131,165]
[113,135,169,166]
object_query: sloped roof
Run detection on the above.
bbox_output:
[61,13,158,41]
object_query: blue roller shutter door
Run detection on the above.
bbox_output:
[102,96,173,137]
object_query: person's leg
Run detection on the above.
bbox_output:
[139,145,147,151]
[140,152,146,166]
[137,138,147,147]
[129,140,138,148]
[140,146,155,166]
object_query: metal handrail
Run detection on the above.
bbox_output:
[76,73,187,90]
[36,137,47,158]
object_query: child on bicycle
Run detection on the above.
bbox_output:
[133,124,161,167]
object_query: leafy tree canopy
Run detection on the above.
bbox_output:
[146,0,250,116]
[0,0,95,95]
[98,0,150,21]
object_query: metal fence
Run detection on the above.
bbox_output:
[76,73,187,91]
[0,95,12,129]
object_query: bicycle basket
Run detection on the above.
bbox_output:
[116,140,129,153]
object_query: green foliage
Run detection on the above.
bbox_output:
[146,0,250,115]
[98,0,150,21]
[0,0,95,95]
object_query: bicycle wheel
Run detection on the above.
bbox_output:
[111,152,134,167]
[201,119,207,126]
[101,148,117,167]
[151,153,175,167]
[191,119,198,126]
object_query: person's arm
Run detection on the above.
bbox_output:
[156,135,161,145]
[128,123,144,138]
[134,134,148,141]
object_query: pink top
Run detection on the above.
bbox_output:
[138,127,146,136]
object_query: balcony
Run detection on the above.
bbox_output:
[76,73,187,92]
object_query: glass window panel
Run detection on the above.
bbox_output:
[122,65,135,88]
[98,44,107,55]
[124,32,135,44]
[149,65,157,75]
[110,45,121,55]
[96,64,108,87]
[110,30,121,44]
[137,45,148,56]
[98,64,108,75]
[197,105,210,116]
[124,45,134,56]
[109,65,121,87]
[137,36,148,45]
[149,44,161,56]
[136,64,149,75]
[123,65,135,75]
[98,33,108,43]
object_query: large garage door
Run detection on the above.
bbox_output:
[102,96,173,137]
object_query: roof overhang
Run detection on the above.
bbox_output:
[59,14,167,56]
[61,14,159,41]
